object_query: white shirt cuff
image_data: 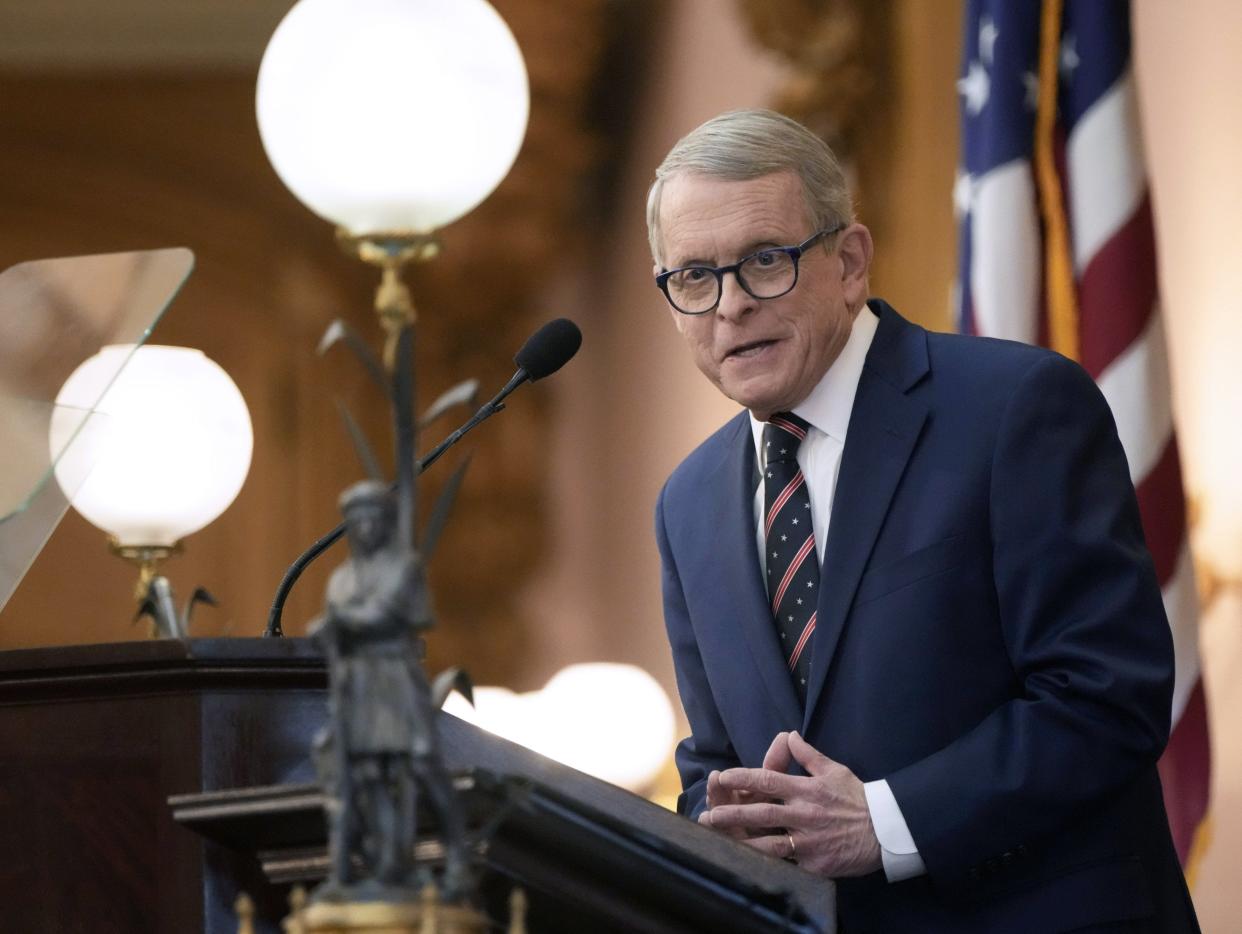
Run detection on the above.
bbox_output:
[863,778,927,882]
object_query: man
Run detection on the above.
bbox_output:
[651,110,1198,932]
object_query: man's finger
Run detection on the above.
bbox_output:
[705,800,788,830]
[717,766,806,799]
[762,731,792,772]
[741,832,794,860]
[788,730,836,778]
[705,769,726,808]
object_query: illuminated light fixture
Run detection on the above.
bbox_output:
[49,345,253,622]
[444,663,677,794]
[255,0,530,350]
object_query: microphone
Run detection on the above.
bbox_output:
[420,318,581,474]
[516,317,582,380]
[263,318,582,637]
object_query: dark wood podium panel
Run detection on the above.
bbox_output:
[0,639,836,933]
[0,638,328,934]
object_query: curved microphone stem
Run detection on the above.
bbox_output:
[418,368,526,475]
[262,369,530,637]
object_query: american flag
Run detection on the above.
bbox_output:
[955,0,1209,871]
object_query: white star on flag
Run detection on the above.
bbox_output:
[1023,70,1039,110]
[1060,34,1079,76]
[958,59,990,115]
[979,16,998,66]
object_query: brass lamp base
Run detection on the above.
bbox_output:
[109,539,183,601]
[263,884,521,934]
[109,539,185,637]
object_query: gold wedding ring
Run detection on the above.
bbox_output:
[786,832,797,862]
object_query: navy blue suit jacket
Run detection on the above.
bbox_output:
[656,302,1198,932]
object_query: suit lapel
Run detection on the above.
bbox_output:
[706,416,803,729]
[803,305,929,727]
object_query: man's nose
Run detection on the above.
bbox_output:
[715,270,756,323]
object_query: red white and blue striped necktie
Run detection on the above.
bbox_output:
[763,412,818,704]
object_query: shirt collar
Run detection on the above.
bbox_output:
[749,302,879,459]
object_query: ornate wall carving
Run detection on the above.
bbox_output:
[736,0,891,160]
[736,0,899,264]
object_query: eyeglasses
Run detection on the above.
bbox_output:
[655,225,844,315]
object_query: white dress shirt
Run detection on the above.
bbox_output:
[748,303,925,883]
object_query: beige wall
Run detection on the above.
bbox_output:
[1135,0,1242,926]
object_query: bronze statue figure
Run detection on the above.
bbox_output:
[308,320,472,907]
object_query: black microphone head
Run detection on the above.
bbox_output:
[514,317,582,381]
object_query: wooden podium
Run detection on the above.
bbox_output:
[0,639,834,933]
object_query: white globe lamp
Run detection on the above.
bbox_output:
[50,345,253,603]
[256,0,530,345]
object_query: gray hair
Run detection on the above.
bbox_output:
[646,109,854,264]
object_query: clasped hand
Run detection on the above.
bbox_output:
[698,731,882,878]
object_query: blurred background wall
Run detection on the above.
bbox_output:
[0,0,1237,926]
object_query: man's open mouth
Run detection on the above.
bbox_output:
[725,339,776,360]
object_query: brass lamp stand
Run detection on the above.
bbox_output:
[336,230,440,365]
[109,539,214,640]
[254,0,533,928]
[109,539,182,605]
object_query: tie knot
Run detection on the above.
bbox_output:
[764,413,810,462]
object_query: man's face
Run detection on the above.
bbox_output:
[655,170,869,419]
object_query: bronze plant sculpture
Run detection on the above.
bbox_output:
[308,320,475,908]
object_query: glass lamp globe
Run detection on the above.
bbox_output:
[255,0,530,236]
[49,345,253,549]
[535,663,676,793]
[443,664,676,793]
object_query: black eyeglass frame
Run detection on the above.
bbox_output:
[654,224,845,315]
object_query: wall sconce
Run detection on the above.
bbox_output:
[255,0,529,345]
[1188,494,1242,606]
[49,344,253,635]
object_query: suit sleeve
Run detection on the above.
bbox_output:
[885,353,1175,887]
[656,480,742,819]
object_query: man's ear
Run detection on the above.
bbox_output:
[836,223,874,307]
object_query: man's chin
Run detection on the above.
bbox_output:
[722,385,784,420]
